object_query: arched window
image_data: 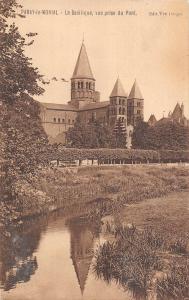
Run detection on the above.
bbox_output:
[68,119,71,124]
[58,118,60,123]
[72,119,74,124]
[53,117,56,122]
[62,118,65,123]
[81,82,83,89]
[86,82,89,89]
[119,98,121,105]
[78,82,80,89]
[122,99,125,105]
[122,107,125,114]
[119,107,122,114]
[89,82,91,89]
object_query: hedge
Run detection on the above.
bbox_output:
[47,147,189,163]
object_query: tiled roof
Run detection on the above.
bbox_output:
[110,77,127,97]
[72,42,94,80]
[79,101,109,111]
[40,102,77,111]
[128,79,143,99]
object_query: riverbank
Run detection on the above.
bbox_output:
[94,189,189,299]
[1,164,189,224]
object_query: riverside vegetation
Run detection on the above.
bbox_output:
[1,164,188,224]
[94,223,189,300]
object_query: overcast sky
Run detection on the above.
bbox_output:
[15,0,189,120]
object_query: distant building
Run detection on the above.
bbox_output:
[40,41,144,147]
[148,114,157,127]
[148,102,189,127]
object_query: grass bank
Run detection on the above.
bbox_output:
[94,223,189,300]
[1,165,189,223]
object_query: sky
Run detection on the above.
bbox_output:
[15,0,189,120]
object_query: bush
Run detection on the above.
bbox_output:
[48,147,189,163]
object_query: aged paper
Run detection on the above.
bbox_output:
[0,1,189,300]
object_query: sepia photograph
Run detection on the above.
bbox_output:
[0,0,189,299]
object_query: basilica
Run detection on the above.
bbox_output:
[40,41,144,145]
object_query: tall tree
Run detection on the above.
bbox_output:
[0,0,49,196]
[0,0,44,104]
[113,118,127,148]
[132,120,189,150]
[66,118,116,148]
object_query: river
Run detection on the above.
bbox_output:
[1,190,188,300]
[0,211,132,300]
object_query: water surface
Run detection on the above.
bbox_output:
[0,212,132,300]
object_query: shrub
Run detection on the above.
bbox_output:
[49,147,189,163]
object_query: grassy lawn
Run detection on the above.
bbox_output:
[94,188,189,300]
[117,189,189,236]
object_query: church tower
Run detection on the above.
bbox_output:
[69,219,97,295]
[70,41,99,109]
[127,80,144,126]
[109,77,127,127]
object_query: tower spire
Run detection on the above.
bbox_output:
[110,77,127,97]
[70,41,96,108]
[72,42,94,79]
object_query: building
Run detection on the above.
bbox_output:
[40,41,144,145]
[148,102,189,127]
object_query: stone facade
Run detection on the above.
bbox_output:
[148,103,189,127]
[40,42,144,146]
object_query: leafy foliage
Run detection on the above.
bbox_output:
[0,0,49,199]
[132,120,189,150]
[48,146,189,163]
[66,118,116,148]
[113,118,127,148]
[0,0,44,104]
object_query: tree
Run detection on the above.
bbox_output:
[66,118,115,148]
[0,0,49,197]
[113,118,127,148]
[132,120,189,150]
[0,1,45,104]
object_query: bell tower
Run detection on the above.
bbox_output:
[70,41,97,109]
[109,77,127,127]
[127,80,144,126]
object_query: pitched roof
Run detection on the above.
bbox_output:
[148,114,157,123]
[128,79,143,99]
[40,102,77,111]
[172,103,182,119]
[79,101,109,111]
[72,42,94,80]
[110,77,127,97]
[156,117,172,126]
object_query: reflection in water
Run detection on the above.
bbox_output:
[0,212,129,300]
[0,220,46,291]
[68,217,100,295]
